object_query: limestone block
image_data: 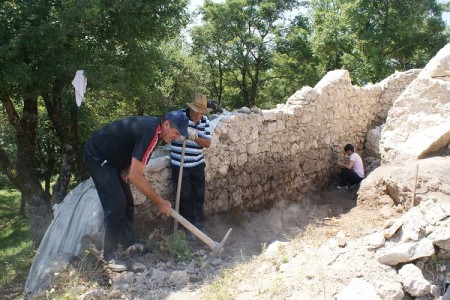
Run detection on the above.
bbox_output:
[226,124,245,144]
[237,153,248,167]
[267,121,277,133]
[247,142,259,154]
[398,264,430,297]
[276,120,285,131]
[418,43,450,80]
[381,46,450,164]
[290,143,300,156]
[428,220,450,251]
[366,232,386,250]
[235,143,247,153]
[286,86,316,105]
[218,162,230,176]
[214,120,227,136]
[262,110,277,121]
[336,278,381,300]
[251,125,259,140]
[208,155,221,170]
[423,202,450,225]
[377,238,435,265]
[168,270,189,286]
[271,142,283,153]
[231,187,243,206]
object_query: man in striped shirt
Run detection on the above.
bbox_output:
[83,111,189,262]
[171,93,211,237]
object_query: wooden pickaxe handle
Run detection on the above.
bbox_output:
[170,208,232,255]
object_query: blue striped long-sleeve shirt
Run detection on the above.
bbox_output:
[170,109,211,168]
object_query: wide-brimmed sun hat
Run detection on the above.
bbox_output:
[187,93,208,114]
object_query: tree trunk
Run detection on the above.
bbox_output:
[43,84,82,201]
[71,106,88,181]
[241,67,250,107]
[250,56,261,108]
[52,144,73,204]
[18,96,53,245]
[0,93,53,246]
[218,60,224,104]
[22,181,52,245]
[20,195,26,218]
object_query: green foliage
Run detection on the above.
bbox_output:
[311,0,449,84]
[145,229,196,262]
[158,38,207,110]
[162,231,196,262]
[191,0,301,109]
[269,14,320,105]
[0,190,33,288]
[0,0,190,219]
[0,111,16,190]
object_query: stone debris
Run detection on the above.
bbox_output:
[168,270,190,286]
[150,269,168,283]
[336,278,381,300]
[399,264,431,297]
[131,262,146,273]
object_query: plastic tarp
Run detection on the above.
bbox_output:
[24,178,104,295]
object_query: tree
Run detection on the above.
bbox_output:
[0,0,188,245]
[311,0,449,84]
[269,14,319,105]
[192,0,299,109]
[158,37,207,109]
[190,8,229,104]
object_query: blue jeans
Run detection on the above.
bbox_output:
[83,148,135,259]
[172,163,206,230]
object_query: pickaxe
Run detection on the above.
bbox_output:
[171,208,232,256]
[172,136,232,255]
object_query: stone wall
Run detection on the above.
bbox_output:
[134,68,419,227]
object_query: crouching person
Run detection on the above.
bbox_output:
[337,144,365,191]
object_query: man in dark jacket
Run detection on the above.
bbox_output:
[83,111,188,261]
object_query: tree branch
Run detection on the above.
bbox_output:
[0,146,19,187]
[0,94,23,134]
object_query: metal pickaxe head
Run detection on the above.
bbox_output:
[210,228,232,256]
[170,208,232,256]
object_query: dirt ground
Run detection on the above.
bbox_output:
[136,181,386,300]
[197,182,359,259]
[5,184,364,299]
[3,179,389,300]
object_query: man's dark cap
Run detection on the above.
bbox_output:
[166,110,189,137]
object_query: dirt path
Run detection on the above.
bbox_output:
[156,184,372,300]
[198,183,358,260]
[159,184,390,300]
[4,184,378,300]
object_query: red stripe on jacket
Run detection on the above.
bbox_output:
[142,124,161,165]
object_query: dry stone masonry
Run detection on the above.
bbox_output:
[134,67,419,224]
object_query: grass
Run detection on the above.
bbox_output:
[0,189,199,298]
[0,189,34,294]
[145,229,197,263]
